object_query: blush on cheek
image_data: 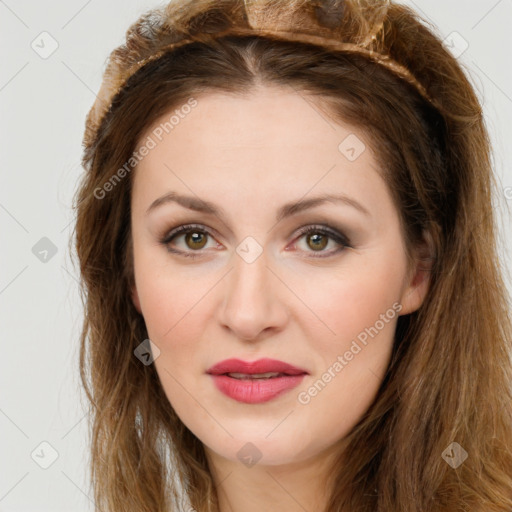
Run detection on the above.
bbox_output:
[143,296,210,360]
[137,275,200,337]
[302,273,399,334]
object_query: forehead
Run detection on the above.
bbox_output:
[131,86,386,213]
[145,87,347,147]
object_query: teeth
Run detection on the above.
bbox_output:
[227,372,283,379]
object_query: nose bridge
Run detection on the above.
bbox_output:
[218,244,288,340]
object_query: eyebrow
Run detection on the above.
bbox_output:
[145,191,371,221]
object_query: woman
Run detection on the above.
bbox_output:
[72,0,512,510]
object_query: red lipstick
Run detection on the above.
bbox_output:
[206,358,308,404]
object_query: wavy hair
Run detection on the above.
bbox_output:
[72,0,512,510]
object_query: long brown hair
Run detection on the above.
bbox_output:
[72,1,512,510]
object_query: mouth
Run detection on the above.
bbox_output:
[206,358,308,404]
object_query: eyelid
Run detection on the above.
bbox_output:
[293,223,351,246]
[160,223,218,244]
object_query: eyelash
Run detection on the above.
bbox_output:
[159,223,352,259]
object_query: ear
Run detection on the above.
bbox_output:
[131,283,142,314]
[399,230,435,315]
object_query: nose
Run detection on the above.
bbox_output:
[216,248,289,341]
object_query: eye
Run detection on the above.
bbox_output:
[289,224,351,258]
[160,223,351,259]
[160,224,219,259]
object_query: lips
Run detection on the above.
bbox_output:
[206,358,309,377]
[207,358,308,404]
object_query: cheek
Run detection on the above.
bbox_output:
[135,267,209,348]
[287,247,405,346]
[326,270,401,350]
[289,268,401,450]
[132,234,215,336]
[287,249,405,405]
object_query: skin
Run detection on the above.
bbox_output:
[129,84,432,512]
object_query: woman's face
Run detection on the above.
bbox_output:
[130,85,429,469]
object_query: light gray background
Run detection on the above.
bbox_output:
[1,0,511,511]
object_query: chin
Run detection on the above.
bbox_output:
[207,433,316,468]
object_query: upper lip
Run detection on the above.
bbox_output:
[207,358,309,376]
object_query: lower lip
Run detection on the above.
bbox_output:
[209,374,307,404]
